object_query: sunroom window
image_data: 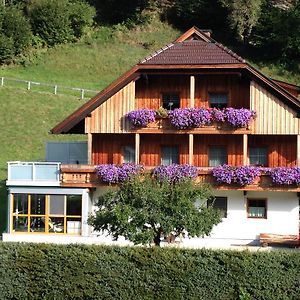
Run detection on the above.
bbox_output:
[12,194,82,234]
[209,93,228,109]
[162,93,180,110]
[209,146,227,167]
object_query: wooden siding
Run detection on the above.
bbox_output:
[248,135,297,167]
[250,81,300,134]
[195,74,249,108]
[193,135,243,167]
[87,81,135,133]
[135,75,189,109]
[140,135,189,166]
[92,134,134,164]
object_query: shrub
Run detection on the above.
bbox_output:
[29,0,73,46]
[0,243,299,299]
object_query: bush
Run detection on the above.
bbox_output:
[0,4,32,63]
[0,243,299,299]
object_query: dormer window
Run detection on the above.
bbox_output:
[209,93,228,109]
[162,93,180,110]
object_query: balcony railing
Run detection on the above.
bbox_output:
[7,161,61,186]
[60,164,300,192]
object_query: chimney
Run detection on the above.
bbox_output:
[201,29,212,38]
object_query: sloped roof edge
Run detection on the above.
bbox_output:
[50,65,140,134]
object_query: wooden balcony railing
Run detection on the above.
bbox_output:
[131,118,252,134]
[60,165,300,192]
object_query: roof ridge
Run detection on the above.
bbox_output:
[215,42,246,63]
[139,43,174,64]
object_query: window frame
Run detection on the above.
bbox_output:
[207,196,228,218]
[161,145,180,165]
[249,146,268,167]
[208,146,228,167]
[208,93,228,109]
[161,93,180,110]
[11,193,82,234]
[247,198,267,219]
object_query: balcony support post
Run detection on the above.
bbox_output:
[86,116,92,165]
[190,75,195,108]
[297,135,300,166]
[189,134,194,165]
[243,134,248,165]
[135,133,140,164]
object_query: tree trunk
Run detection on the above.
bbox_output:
[153,230,161,247]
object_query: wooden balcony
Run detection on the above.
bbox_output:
[60,165,300,192]
[130,118,252,135]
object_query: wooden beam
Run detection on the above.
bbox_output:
[86,116,92,164]
[243,134,248,165]
[135,133,140,164]
[297,135,300,166]
[190,75,195,108]
[189,134,194,165]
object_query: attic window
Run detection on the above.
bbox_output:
[209,93,228,109]
[162,94,180,110]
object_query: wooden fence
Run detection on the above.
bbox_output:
[0,76,98,99]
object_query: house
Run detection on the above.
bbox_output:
[3,27,300,247]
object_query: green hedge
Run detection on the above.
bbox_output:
[0,243,299,299]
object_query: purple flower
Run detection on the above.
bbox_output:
[224,108,256,127]
[153,164,198,183]
[96,163,143,183]
[168,108,212,130]
[212,165,261,186]
[268,167,300,185]
[126,109,156,127]
[211,108,226,123]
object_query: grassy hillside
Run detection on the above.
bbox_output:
[0,19,299,233]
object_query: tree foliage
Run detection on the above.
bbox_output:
[88,175,221,246]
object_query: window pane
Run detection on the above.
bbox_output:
[49,195,65,215]
[30,217,45,232]
[13,216,28,232]
[208,197,227,218]
[209,93,228,109]
[13,194,28,215]
[161,146,179,165]
[67,217,82,234]
[162,94,180,110]
[48,217,64,233]
[31,195,46,215]
[67,195,82,216]
[249,147,268,166]
[209,146,227,167]
[248,199,266,218]
[123,146,135,163]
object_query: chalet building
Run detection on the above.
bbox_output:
[4,27,300,247]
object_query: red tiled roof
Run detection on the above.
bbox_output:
[140,40,245,65]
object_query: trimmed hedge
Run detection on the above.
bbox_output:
[0,243,299,299]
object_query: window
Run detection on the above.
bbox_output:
[247,199,267,219]
[161,146,179,165]
[208,197,227,218]
[11,194,82,234]
[209,146,227,167]
[162,93,180,110]
[123,146,135,163]
[209,93,228,109]
[249,147,268,166]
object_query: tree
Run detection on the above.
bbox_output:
[88,175,222,246]
[221,0,264,44]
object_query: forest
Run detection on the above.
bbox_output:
[0,0,299,72]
